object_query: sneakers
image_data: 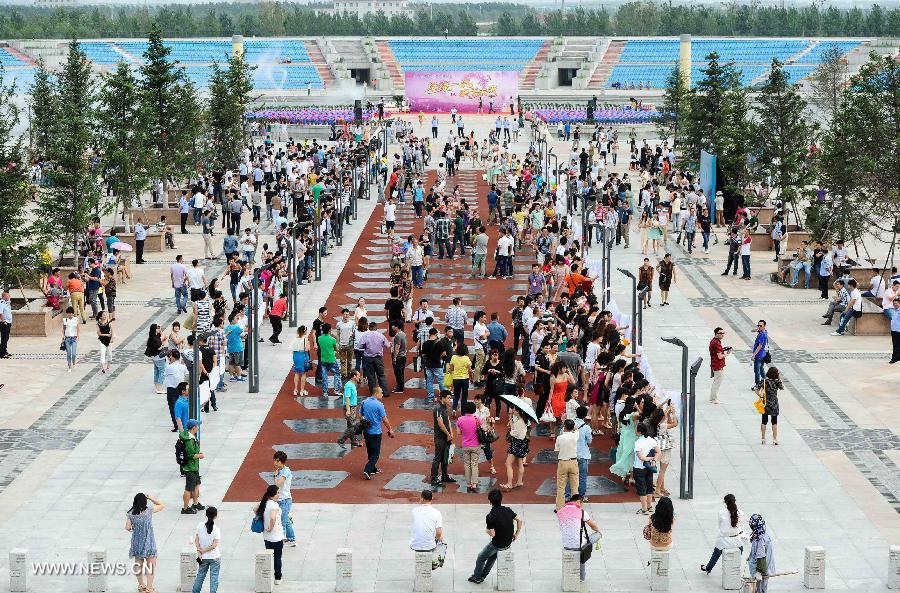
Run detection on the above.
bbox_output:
[363,472,372,480]
[181,507,197,514]
[467,576,485,584]
[830,331,844,336]
[192,503,205,510]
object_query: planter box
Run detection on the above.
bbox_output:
[785,231,811,250]
[845,267,883,288]
[130,207,181,227]
[755,207,775,226]
[749,232,773,251]
[115,232,166,252]
[852,300,891,336]
[10,301,62,338]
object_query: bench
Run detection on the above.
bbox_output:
[851,298,891,336]
[843,266,885,289]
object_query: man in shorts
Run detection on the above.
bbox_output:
[179,419,205,514]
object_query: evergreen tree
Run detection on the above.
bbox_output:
[28,61,56,159]
[656,66,690,148]
[752,59,817,222]
[97,61,151,231]
[140,25,202,182]
[683,52,753,195]
[807,46,848,127]
[0,65,39,291]
[494,11,519,36]
[34,40,105,266]
[207,53,253,171]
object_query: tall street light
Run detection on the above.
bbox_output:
[660,336,702,500]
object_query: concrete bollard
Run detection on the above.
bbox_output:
[496,549,514,591]
[889,545,900,589]
[179,548,198,592]
[9,549,27,593]
[722,547,742,590]
[335,548,352,592]
[255,550,274,593]
[803,546,825,589]
[649,549,670,592]
[561,549,581,592]
[87,548,107,593]
[413,551,433,592]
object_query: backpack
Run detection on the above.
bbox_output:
[175,437,187,467]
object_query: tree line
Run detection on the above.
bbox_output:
[1,1,899,39]
[0,26,253,289]
[656,47,900,252]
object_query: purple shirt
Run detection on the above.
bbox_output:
[359,330,390,357]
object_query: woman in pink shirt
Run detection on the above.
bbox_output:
[456,402,483,492]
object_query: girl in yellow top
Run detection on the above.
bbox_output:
[448,343,473,414]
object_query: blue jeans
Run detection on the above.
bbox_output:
[704,546,743,573]
[565,458,589,499]
[64,337,78,367]
[320,361,342,392]
[836,310,854,334]
[473,542,502,579]
[753,358,765,386]
[424,366,443,403]
[174,285,188,313]
[278,499,296,542]
[152,355,167,384]
[741,254,751,278]
[790,263,812,287]
[192,558,220,593]
[411,265,424,288]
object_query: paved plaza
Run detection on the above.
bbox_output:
[0,116,898,592]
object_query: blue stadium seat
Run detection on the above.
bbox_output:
[387,39,544,73]
[182,64,323,90]
[796,41,859,64]
[0,48,29,68]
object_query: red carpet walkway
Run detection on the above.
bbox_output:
[224,169,630,503]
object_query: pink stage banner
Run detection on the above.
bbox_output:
[404,71,518,113]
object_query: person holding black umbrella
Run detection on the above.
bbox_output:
[499,387,533,490]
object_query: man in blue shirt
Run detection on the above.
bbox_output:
[413,181,425,218]
[224,311,246,381]
[566,406,593,500]
[134,217,147,264]
[338,370,362,447]
[752,320,768,389]
[486,313,508,354]
[359,387,394,479]
[83,259,103,320]
[172,381,192,433]
[222,229,239,260]
[179,192,190,234]
[486,186,499,221]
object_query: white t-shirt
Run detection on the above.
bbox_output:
[849,288,863,312]
[633,436,658,470]
[192,192,206,209]
[409,504,442,551]
[384,203,396,222]
[195,522,222,560]
[63,316,79,338]
[739,238,751,256]
[868,275,885,297]
[275,466,293,501]
[186,267,205,289]
[262,500,284,542]
[497,235,514,257]
[472,322,488,351]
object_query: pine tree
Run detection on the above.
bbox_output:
[0,65,39,291]
[208,53,253,171]
[752,59,817,221]
[34,40,105,266]
[683,52,753,195]
[656,66,690,148]
[28,61,56,159]
[807,45,848,127]
[140,25,202,182]
[97,61,151,231]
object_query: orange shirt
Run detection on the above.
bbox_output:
[565,272,588,295]
[67,278,84,293]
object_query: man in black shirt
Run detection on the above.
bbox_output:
[429,391,454,488]
[468,489,523,584]
[421,328,444,404]
[384,286,405,327]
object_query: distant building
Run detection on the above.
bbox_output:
[329,0,408,18]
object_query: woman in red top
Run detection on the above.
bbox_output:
[269,295,287,344]
[549,361,573,439]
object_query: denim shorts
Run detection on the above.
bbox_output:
[633,467,654,496]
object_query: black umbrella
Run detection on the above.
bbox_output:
[496,391,539,424]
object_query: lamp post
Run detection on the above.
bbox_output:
[289,225,297,328]
[314,207,322,282]
[600,226,608,308]
[617,268,638,358]
[249,267,262,393]
[659,337,701,500]
[636,287,648,345]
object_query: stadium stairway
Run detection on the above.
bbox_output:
[305,40,336,88]
[520,39,551,90]
[376,40,404,91]
[1,44,36,67]
[587,39,625,89]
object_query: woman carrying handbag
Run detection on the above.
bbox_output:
[557,495,601,582]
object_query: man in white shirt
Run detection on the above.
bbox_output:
[471,312,489,386]
[494,230,514,279]
[863,270,885,298]
[409,490,443,552]
[239,229,257,263]
[554,419,579,509]
[335,308,356,378]
[186,259,206,302]
[384,198,397,231]
[633,423,658,514]
[192,190,206,225]
[834,278,863,336]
